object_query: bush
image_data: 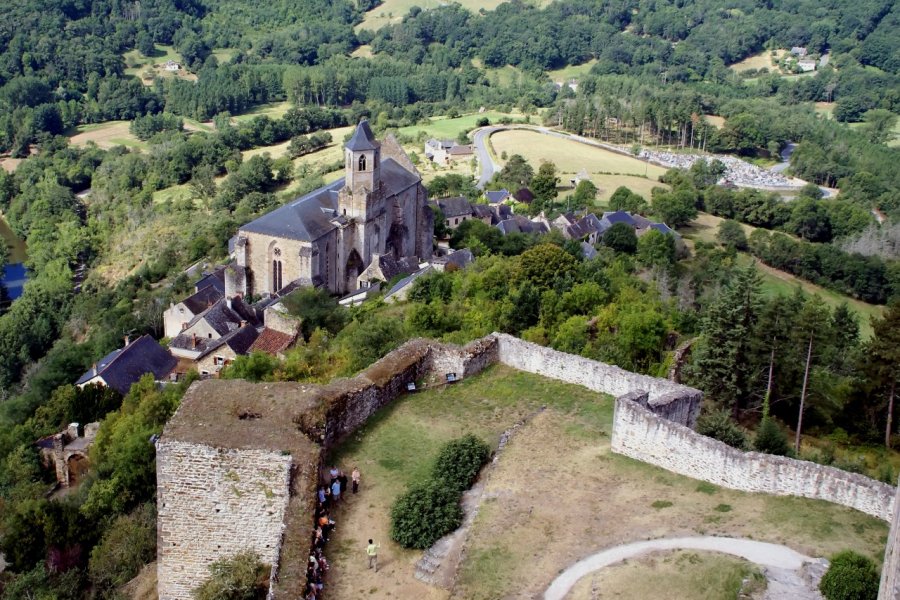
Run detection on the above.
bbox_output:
[819,551,879,600]
[88,503,157,592]
[193,551,269,600]
[754,416,790,456]
[696,409,749,450]
[431,434,491,492]
[389,479,464,549]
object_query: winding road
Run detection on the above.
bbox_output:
[543,536,823,600]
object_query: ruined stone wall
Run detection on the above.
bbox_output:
[156,441,293,600]
[881,478,900,599]
[611,397,896,521]
[429,336,499,383]
[493,333,702,426]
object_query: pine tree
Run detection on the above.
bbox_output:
[793,296,831,453]
[691,266,761,416]
[866,302,900,448]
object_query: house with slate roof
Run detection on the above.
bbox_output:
[76,335,177,395]
[228,120,433,297]
[433,196,475,230]
[484,189,512,205]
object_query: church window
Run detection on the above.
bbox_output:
[272,259,283,292]
[358,154,367,171]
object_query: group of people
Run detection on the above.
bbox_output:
[305,466,363,599]
[639,149,805,189]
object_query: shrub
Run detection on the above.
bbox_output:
[389,479,464,549]
[88,503,157,591]
[431,434,491,492]
[819,551,879,600]
[696,409,749,450]
[754,416,790,456]
[193,551,269,600]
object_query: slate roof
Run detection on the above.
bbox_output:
[385,266,433,298]
[566,213,604,240]
[195,268,226,294]
[471,204,493,220]
[178,297,260,340]
[239,159,418,242]
[182,284,224,315]
[632,214,652,229]
[448,145,473,155]
[249,328,297,355]
[432,248,474,270]
[76,335,177,395]
[436,196,473,219]
[485,189,511,204]
[649,222,678,236]
[602,210,637,227]
[345,119,380,152]
[581,242,598,260]
[496,215,549,236]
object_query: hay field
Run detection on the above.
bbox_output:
[490,129,668,178]
[69,121,147,150]
[729,49,785,73]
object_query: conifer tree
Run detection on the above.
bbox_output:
[866,302,900,448]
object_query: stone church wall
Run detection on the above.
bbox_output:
[611,397,896,521]
[156,441,293,600]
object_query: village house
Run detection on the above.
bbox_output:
[228,120,433,298]
[163,269,226,338]
[163,60,181,71]
[192,325,260,378]
[76,335,177,395]
[434,196,476,230]
[168,296,262,375]
[484,189,512,205]
[384,266,434,303]
[424,139,474,165]
[797,59,817,72]
[431,248,474,272]
[356,254,420,287]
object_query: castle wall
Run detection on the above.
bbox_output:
[881,478,900,599]
[493,333,702,426]
[611,397,896,521]
[156,440,293,600]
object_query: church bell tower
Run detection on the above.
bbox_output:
[340,119,381,221]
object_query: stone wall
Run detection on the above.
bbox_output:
[881,478,900,599]
[611,397,896,521]
[156,441,293,600]
[493,333,702,426]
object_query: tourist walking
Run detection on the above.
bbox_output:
[366,539,380,572]
[351,467,361,493]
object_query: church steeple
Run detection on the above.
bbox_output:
[344,119,380,198]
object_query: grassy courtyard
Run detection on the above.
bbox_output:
[323,365,888,600]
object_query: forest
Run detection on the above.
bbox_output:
[0,0,899,597]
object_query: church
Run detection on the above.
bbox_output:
[226,120,434,297]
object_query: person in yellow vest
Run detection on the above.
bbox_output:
[366,539,380,572]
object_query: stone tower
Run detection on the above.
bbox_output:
[339,119,382,220]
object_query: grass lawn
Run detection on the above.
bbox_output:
[729,49,784,73]
[490,129,668,179]
[231,101,294,123]
[322,365,887,600]
[351,45,374,58]
[152,183,195,205]
[567,550,764,600]
[681,212,885,339]
[482,64,524,86]
[547,59,597,82]
[123,45,196,85]
[211,48,237,64]
[69,121,147,151]
[396,110,523,140]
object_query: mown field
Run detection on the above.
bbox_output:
[397,110,523,140]
[322,365,887,600]
[69,121,147,150]
[490,129,668,178]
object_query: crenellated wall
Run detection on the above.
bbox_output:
[611,396,896,521]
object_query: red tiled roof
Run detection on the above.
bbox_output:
[249,328,297,355]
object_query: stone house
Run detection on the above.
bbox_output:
[163,60,181,71]
[193,325,260,378]
[431,248,474,272]
[169,296,260,358]
[433,196,475,230]
[484,189,512,205]
[228,120,433,298]
[76,335,177,395]
[424,139,473,164]
[797,59,817,72]
[163,276,225,339]
[357,254,419,287]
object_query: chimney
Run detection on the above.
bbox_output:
[240,320,247,328]
[192,333,198,349]
[123,335,130,347]
[92,363,98,376]
[226,297,233,311]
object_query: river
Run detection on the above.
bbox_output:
[0,213,27,300]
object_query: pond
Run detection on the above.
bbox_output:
[0,213,27,301]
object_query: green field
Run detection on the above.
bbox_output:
[231,101,294,123]
[69,121,148,150]
[397,110,523,140]
[547,59,597,82]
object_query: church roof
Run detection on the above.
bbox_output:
[239,159,420,243]
[345,119,379,152]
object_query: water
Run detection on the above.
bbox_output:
[0,213,28,301]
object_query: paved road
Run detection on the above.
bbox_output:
[543,535,819,600]
[770,142,796,174]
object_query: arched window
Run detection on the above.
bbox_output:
[358,154,367,171]
[272,260,283,292]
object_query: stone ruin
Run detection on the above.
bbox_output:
[156,333,900,599]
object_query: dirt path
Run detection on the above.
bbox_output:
[543,536,818,600]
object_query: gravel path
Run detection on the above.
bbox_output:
[543,536,819,600]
